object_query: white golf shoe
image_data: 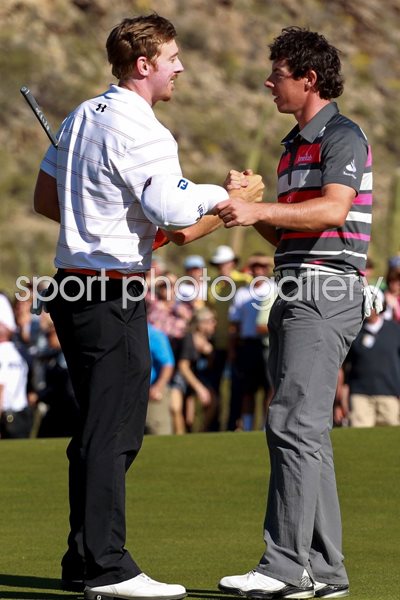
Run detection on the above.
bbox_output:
[314,581,349,598]
[84,572,187,600]
[218,569,314,599]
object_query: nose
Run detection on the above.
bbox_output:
[176,59,184,73]
[264,76,273,89]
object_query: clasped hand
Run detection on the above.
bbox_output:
[215,169,265,227]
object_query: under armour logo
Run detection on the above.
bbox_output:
[96,103,107,112]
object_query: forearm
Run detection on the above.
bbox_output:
[254,197,349,231]
[254,222,279,246]
[164,172,265,245]
[165,214,222,246]
[154,365,174,391]
[178,360,203,392]
[217,184,354,232]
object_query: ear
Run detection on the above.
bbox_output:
[305,69,318,90]
[136,56,152,77]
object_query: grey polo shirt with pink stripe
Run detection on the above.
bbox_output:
[274,102,372,275]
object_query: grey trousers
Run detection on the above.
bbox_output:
[256,274,364,587]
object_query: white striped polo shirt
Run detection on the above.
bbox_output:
[274,102,372,275]
[40,84,182,273]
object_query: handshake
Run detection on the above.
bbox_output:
[207,168,266,228]
[141,169,265,231]
[223,168,265,204]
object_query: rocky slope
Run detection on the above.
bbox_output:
[1,0,400,291]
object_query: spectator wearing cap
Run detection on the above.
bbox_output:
[0,293,16,334]
[176,255,208,310]
[383,255,400,322]
[336,287,400,427]
[0,293,33,439]
[13,284,44,351]
[206,245,252,431]
[228,253,277,431]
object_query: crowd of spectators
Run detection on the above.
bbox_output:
[1,249,399,439]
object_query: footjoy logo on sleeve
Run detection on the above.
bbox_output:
[177,179,189,190]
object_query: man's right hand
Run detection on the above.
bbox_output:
[224,169,265,203]
[216,197,263,228]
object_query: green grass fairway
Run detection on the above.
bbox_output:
[0,428,399,599]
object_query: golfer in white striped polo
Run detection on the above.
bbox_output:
[33,13,264,600]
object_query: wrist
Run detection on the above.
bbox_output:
[255,202,270,224]
[250,202,263,225]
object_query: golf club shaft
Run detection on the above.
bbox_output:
[20,86,58,148]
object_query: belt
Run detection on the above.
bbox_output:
[274,268,359,283]
[60,268,146,280]
[274,268,314,283]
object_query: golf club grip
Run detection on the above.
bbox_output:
[20,86,58,148]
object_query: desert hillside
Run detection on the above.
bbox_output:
[1,0,400,291]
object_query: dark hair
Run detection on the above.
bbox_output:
[269,26,344,99]
[106,13,176,81]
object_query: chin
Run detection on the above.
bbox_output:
[160,90,173,102]
[276,105,291,114]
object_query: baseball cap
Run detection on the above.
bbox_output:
[184,255,206,269]
[388,255,400,269]
[210,245,237,265]
[0,293,16,332]
[141,174,229,230]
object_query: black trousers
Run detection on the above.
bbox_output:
[49,272,151,586]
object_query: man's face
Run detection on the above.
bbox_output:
[198,314,217,336]
[264,59,309,114]
[148,39,184,104]
[250,263,270,277]
[217,260,235,275]
[186,266,203,282]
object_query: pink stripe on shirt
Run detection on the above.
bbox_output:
[353,193,372,205]
[366,146,373,167]
[281,231,371,241]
